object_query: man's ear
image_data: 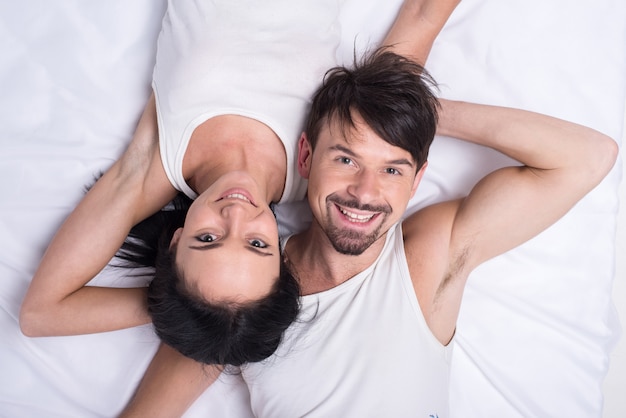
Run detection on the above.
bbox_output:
[169,227,183,251]
[410,161,428,199]
[297,132,313,179]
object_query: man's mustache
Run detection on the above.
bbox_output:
[326,193,392,215]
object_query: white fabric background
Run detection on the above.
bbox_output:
[0,1,624,417]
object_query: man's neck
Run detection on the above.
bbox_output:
[285,223,389,296]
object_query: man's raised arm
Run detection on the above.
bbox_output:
[439,98,618,271]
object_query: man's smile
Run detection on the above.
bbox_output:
[336,204,377,224]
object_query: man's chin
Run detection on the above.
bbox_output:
[328,232,377,256]
[331,242,369,256]
[323,212,386,255]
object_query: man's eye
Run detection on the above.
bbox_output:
[249,239,268,248]
[385,167,401,175]
[338,157,352,165]
[197,234,217,243]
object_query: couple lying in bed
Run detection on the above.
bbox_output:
[19,0,617,416]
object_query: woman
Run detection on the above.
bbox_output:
[19,0,459,367]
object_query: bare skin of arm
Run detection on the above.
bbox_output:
[383,0,460,64]
[404,99,618,345]
[20,94,178,336]
[121,344,222,418]
[117,2,461,416]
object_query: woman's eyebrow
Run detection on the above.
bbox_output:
[245,246,274,257]
[190,242,273,257]
[189,243,224,251]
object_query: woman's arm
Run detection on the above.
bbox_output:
[20,94,178,336]
[121,344,220,418]
[383,0,461,65]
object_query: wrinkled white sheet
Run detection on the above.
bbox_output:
[0,1,624,417]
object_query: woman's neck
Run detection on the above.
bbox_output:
[183,115,287,203]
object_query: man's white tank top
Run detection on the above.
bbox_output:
[243,223,454,417]
[152,0,340,202]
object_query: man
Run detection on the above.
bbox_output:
[121,47,617,417]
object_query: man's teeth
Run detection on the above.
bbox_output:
[226,193,250,203]
[340,208,374,223]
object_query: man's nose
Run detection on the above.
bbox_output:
[347,170,381,202]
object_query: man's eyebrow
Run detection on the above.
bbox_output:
[189,242,274,257]
[329,144,415,168]
[388,158,415,168]
[329,144,357,157]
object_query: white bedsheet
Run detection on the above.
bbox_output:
[1,1,624,417]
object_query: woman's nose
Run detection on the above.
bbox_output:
[220,200,253,217]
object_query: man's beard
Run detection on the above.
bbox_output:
[324,194,391,256]
[325,223,384,255]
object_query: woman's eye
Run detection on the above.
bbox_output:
[197,234,217,243]
[249,239,268,248]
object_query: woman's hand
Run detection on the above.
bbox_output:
[20,94,177,336]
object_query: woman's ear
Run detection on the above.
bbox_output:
[297,132,313,179]
[169,227,183,251]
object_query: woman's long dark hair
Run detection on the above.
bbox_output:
[114,193,300,366]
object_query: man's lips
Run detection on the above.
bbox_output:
[337,206,376,223]
[333,203,381,227]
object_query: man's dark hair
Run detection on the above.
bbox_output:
[114,194,300,366]
[305,48,439,170]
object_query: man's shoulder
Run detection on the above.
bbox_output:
[401,199,462,244]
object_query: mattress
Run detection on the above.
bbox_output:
[1,1,624,417]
